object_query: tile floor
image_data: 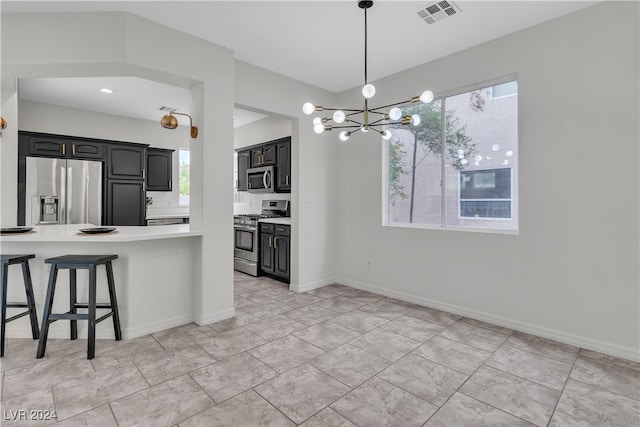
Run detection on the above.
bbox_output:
[1,272,639,426]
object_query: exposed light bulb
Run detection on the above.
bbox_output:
[303,102,315,115]
[411,114,421,126]
[333,110,346,124]
[503,160,509,165]
[506,151,514,157]
[362,84,376,99]
[313,123,325,134]
[339,131,350,142]
[420,90,434,103]
[313,117,322,126]
[389,108,402,121]
[382,130,392,140]
[361,126,369,133]
[492,144,500,152]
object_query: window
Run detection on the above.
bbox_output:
[179,148,190,206]
[385,78,518,232]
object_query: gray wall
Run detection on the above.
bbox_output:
[334,2,639,361]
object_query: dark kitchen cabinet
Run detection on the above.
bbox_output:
[275,140,291,191]
[107,144,146,180]
[250,143,276,167]
[105,179,145,226]
[147,148,174,191]
[20,132,105,160]
[236,150,250,191]
[260,222,290,283]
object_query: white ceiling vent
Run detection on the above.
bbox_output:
[416,1,461,25]
[158,106,177,112]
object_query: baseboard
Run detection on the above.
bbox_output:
[336,277,640,363]
[195,308,235,326]
[291,277,336,293]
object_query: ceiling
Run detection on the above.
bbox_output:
[5,1,599,124]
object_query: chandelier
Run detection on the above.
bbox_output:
[303,0,434,142]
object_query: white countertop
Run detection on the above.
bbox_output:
[258,218,292,225]
[1,224,203,243]
[146,213,190,220]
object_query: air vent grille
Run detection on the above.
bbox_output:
[416,1,460,25]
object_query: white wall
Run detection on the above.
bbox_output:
[18,99,190,213]
[2,12,236,327]
[335,2,639,361]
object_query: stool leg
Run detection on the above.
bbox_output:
[1,263,8,357]
[37,265,58,358]
[69,269,77,340]
[105,261,122,341]
[87,265,97,360]
[22,260,40,340]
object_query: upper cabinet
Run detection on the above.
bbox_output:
[20,132,105,160]
[275,140,291,192]
[250,143,276,168]
[107,143,146,180]
[237,150,250,191]
[237,136,291,193]
[146,148,174,192]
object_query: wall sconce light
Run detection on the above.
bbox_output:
[0,116,7,130]
[160,112,198,139]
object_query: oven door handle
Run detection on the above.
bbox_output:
[234,225,257,232]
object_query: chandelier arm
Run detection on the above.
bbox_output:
[368,99,415,112]
[331,125,363,129]
[322,108,364,113]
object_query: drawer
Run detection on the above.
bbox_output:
[274,224,290,236]
[260,223,275,233]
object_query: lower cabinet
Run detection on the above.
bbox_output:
[106,180,145,226]
[260,223,290,283]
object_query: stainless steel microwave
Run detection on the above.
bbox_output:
[247,166,275,193]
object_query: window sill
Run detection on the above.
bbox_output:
[384,222,519,236]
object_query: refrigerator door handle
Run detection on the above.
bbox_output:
[60,165,67,224]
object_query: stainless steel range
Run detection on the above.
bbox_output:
[234,200,289,276]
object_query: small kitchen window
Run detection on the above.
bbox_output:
[179,148,190,206]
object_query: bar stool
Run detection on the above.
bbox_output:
[1,255,40,357]
[37,255,122,360]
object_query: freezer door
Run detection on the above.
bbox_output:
[67,159,102,225]
[25,157,66,226]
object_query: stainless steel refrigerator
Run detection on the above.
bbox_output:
[25,157,102,226]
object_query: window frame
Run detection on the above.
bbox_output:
[382,73,519,235]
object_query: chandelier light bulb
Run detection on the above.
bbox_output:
[382,130,392,140]
[411,114,421,126]
[389,108,402,121]
[420,90,434,103]
[313,117,322,126]
[339,131,350,142]
[362,84,376,99]
[333,110,346,124]
[313,123,325,134]
[361,126,369,133]
[303,102,315,115]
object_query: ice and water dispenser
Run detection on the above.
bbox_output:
[32,196,60,225]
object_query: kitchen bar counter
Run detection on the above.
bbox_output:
[1,224,204,341]
[1,224,202,242]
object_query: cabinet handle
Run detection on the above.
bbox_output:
[169,180,171,188]
[142,169,146,179]
[142,182,145,192]
[274,237,278,248]
[72,144,76,156]
[286,175,289,186]
[62,144,66,155]
[269,236,272,247]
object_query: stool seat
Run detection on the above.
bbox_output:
[1,254,36,264]
[37,254,121,360]
[45,255,118,266]
[1,254,39,357]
